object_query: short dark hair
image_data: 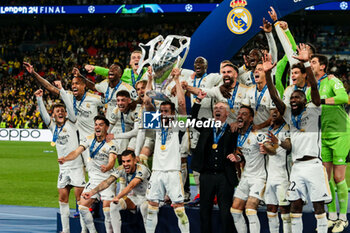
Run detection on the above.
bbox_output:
[121,149,136,158]
[306,42,317,54]
[72,75,86,84]
[292,89,307,101]
[51,103,66,112]
[311,54,328,73]
[110,62,125,76]
[240,105,254,118]
[160,101,176,112]
[222,63,239,74]
[291,63,306,74]
[94,115,110,127]
[116,90,131,98]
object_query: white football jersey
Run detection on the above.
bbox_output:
[283,84,310,107]
[95,80,137,121]
[283,102,322,162]
[80,134,118,180]
[242,85,274,125]
[238,70,255,87]
[66,91,103,139]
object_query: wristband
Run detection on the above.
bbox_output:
[304,61,310,68]
[236,154,242,162]
[321,99,326,105]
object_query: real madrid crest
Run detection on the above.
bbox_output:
[86,103,90,108]
[227,0,252,35]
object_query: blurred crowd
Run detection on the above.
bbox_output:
[1,20,350,129]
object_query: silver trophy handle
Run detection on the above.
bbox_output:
[137,35,164,74]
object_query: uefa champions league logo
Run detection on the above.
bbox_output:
[88,5,95,13]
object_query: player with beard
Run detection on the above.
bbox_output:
[58,116,117,233]
[229,105,274,233]
[24,62,103,167]
[74,63,137,122]
[263,46,331,233]
[145,68,190,233]
[183,63,247,124]
[242,62,274,130]
[85,50,148,88]
[82,150,151,233]
[283,63,309,107]
[307,54,350,232]
[263,108,292,233]
[108,90,138,155]
[35,85,85,233]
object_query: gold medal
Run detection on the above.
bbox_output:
[161,145,166,150]
[230,109,235,114]
[51,141,56,147]
[212,144,218,149]
[300,129,305,132]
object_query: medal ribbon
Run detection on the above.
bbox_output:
[105,80,122,104]
[250,71,256,85]
[237,124,253,147]
[227,82,239,109]
[193,73,207,99]
[255,85,268,111]
[294,83,308,93]
[161,127,169,147]
[268,122,286,136]
[291,108,306,130]
[89,138,106,159]
[121,112,125,133]
[213,122,228,146]
[131,69,144,88]
[317,73,327,90]
[73,91,87,115]
[52,122,66,143]
[127,172,137,185]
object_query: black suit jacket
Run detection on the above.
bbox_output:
[190,102,239,187]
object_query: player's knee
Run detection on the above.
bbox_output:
[333,174,345,183]
[313,201,325,215]
[174,206,189,225]
[110,199,126,211]
[290,199,303,213]
[266,205,278,213]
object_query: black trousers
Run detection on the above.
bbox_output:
[199,172,235,233]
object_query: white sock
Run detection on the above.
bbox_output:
[79,205,97,233]
[315,213,327,233]
[230,208,247,233]
[110,201,125,233]
[339,213,347,221]
[59,201,70,233]
[140,201,149,226]
[145,205,159,233]
[281,213,292,233]
[80,214,87,233]
[246,209,260,233]
[103,207,113,233]
[174,207,190,233]
[267,212,279,233]
[328,212,338,221]
[193,171,200,194]
[291,213,303,233]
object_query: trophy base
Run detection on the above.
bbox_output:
[146,90,171,102]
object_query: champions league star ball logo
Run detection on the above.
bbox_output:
[226,0,252,35]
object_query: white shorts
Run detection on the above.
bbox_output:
[264,180,290,206]
[287,159,332,203]
[127,194,147,207]
[83,178,116,201]
[234,177,266,201]
[146,170,184,204]
[57,167,86,189]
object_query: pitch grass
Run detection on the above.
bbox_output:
[0,141,78,209]
[1,141,350,209]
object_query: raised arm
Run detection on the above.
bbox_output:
[172,68,186,115]
[144,67,156,111]
[54,81,76,123]
[72,67,96,91]
[260,18,278,63]
[24,62,59,96]
[35,89,51,126]
[292,44,321,106]
[263,54,286,115]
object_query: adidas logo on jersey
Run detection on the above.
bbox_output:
[323,193,328,197]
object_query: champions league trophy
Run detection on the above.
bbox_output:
[137,35,191,101]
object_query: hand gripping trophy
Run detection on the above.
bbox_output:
[137,35,191,101]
